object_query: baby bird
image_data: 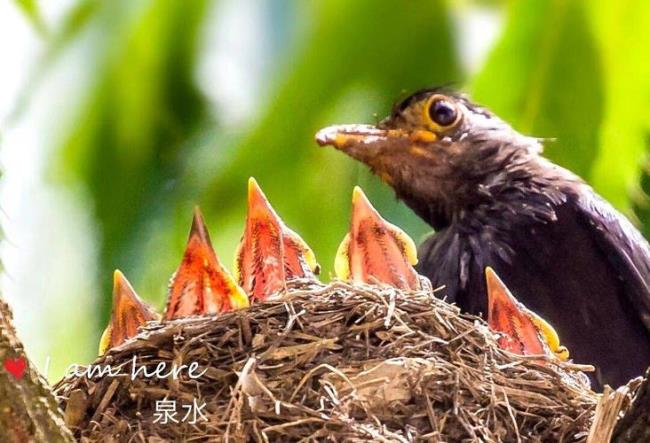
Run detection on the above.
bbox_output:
[99,270,158,355]
[165,207,248,319]
[335,186,427,290]
[234,177,320,302]
[485,267,569,361]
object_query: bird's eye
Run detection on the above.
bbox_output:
[426,96,460,129]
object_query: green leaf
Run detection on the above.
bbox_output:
[471,0,604,181]
[13,0,46,34]
[7,0,101,123]
[587,0,650,213]
[195,0,461,280]
[54,0,211,330]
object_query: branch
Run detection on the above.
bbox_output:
[0,297,74,442]
[613,367,650,442]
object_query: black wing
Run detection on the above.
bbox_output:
[574,189,650,333]
[417,185,650,388]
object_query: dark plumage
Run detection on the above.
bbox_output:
[316,88,650,389]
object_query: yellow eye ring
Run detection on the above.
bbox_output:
[423,94,461,131]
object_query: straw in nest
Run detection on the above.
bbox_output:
[54,280,602,442]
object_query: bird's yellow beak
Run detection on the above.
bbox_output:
[165,207,248,320]
[316,124,391,148]
[98,270,158,355]
[317,123,438,147]
[335,186,421,290]
[316,124,438,187]
[316,124,431,149]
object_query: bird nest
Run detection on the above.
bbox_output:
[53,280,600,442]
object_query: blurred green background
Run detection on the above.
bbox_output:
[1,0,649,380]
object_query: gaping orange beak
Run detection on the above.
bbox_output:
[164,207,248,320]
[485,267,549,357]
[335,186,421,290]
[235,178,319,302]
[486,267,570,360]
[99,270,158,355]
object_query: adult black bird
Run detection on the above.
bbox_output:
[316,88,650,389]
